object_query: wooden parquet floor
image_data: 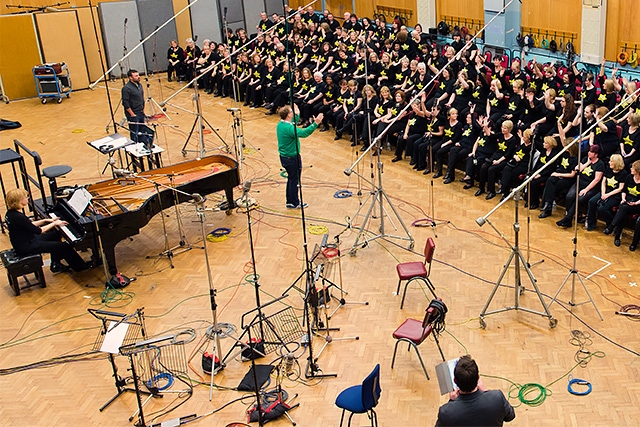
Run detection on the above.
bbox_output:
[0,78,639,427]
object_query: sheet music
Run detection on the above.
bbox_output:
[100,321,130,354]
[435,358,460,395]
[88,133,132,153]
[67,187,92,217]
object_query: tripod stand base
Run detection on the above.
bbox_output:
[99,386,145,412]
[548,269,603,321]
[304,357,337,379]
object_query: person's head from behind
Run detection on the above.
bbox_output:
[279,105,293,121]
[453,355,479,393]
[6,188,28,211]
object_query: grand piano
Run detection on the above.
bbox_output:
[36,155,240,274]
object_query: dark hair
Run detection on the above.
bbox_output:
[127,69,138,78]
[454,355,479,393]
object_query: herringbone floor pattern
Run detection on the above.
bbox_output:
[0,79,639,427]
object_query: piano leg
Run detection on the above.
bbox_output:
[225,186,236,211]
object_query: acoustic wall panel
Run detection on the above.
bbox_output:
[0,14,42,99]
[35,11,90,90]
[216,0,244,39]
[189,0,223,43]
[76,6,109,83]
[172,0,193,50]
[265,0,283,16]
[136,0,178,73]
[243,0,265,35]
[98,1,146,79]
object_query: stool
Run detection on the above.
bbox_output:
[42,165,72,199]
[0,249,46,296]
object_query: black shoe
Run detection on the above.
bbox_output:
[50,262,71,273]
[614,237,621,247]
[391,156,402,162]
[500,194,507,202]
[265,110,275,115]
[415,167,425,171]
[351,141,357,147]
[422,168,431,175]
[443,177,453,184]
[320,126,329,132]
[603,227,613,235]
[556,218,572,228]
[432,171,443,179]
[529,203,539,210]
[630,245,637,252]
[167,77,172,82]
[540,202,552,212]
[243,102,250,106]
[409,161,416,166]
[475,189,485,197]
[463,183,474,190]
[538,210,552,219]
[485,192,496,200]
[334,133,342,141]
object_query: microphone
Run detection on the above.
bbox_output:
[223,6,227,18]
[192,193,205,204]
[124,17,128,24]
[476,217,486,226]
[193,34,198,42]
[344,168,352,176]
[241,180,252,198]
[113,168,134,176]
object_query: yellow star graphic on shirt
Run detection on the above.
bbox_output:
[377,105,384,115]
[624,135,634,146]
[622,100,630,109]
[595,127,602,135]
[402,43,409,50]
[444,128,454,137]
[170,52,178,59]
[508,102,516,111]
[559,89,565,97]
[408,118,416,126]
[490,98,498,106]
[334,40,340,46]
[561,158,569,168]
[540,155,547,164]
[253,71,261,78]
[607,176,618,188]
[439,82,445,90]
[581,91,587,99]
[396,73,403,81]
[297,52,303,59]
[582,165,594,177]
[381,70,387,76]
[347,97,354,105]
[541,83,549,91]
[279,27,285,34]
[347,45,355,52]
[266,73,272,80]
[516,149,525,159]
[598,93,607,102]
[473,91,480,99]
[312,54,319,60]
[417,82,424,90]
[326,91,333,98]
[462,67,468,74]
[456,87,464,95]
[320,56,326,62]
[390,33,395,40]
[427,123,434,132]
[278,76,285,84]
[498,141,507,151]
[491,74,497,80]
[478,138,486,147]
[357,63,364,71]
[337,96,344,104]
[225,64,231,70]
[636,107,640,115]
[530,81,537,90]
[319,36,324,42]
[463,128,472,137]
[391,108,398,116]
[342,62,348,68]
[261,24,267,30]
[629,186,640,196]
[187,51,193,58]
[302,83,309,90]
[309,86,316,93]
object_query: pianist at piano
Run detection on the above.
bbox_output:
[4,188,90,273]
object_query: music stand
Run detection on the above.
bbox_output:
[87,133,135,177]
[89,308,148,411]
[120,329,196,427]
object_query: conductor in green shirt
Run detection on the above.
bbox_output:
[276,104,323,208]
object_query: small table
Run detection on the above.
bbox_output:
[125,143,164,172]
[0,148,26,233]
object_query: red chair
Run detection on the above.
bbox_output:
[395,238,436,309]
[391,300,447,379]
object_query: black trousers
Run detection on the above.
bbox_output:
[22,230,87,271]
[446,145,470,179]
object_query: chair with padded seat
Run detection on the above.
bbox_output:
[0,249,46,296]
[395,237,437,309]
[391,299,447,379]
[335,364,381,427]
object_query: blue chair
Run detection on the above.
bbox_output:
[335,364,381,427]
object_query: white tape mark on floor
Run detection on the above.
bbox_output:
[586,256,612,280]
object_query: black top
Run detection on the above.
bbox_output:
[578,158,605,188]
[435,389,515,427]
[5,210,41,255]
[623,174,640,202]
[121,81,144,116]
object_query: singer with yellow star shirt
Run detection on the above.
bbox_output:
[609,160,640,248]
[586,154,627,231]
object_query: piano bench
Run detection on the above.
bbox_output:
[0,249,46,296]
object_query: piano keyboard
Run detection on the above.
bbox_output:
[49,213,81,242]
